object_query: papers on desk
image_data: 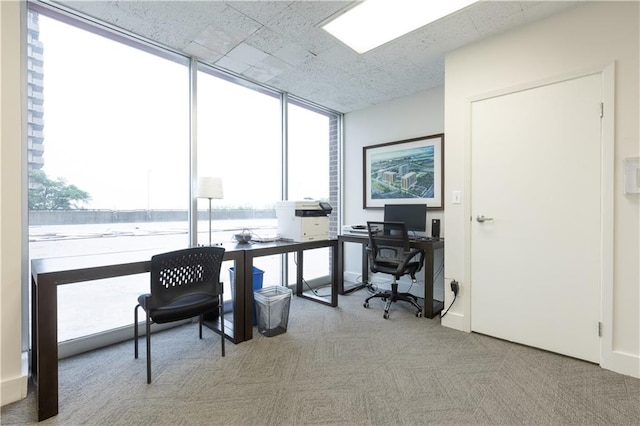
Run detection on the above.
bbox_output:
[341,225,368,235]
[251,235,279,243]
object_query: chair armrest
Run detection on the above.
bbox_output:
[394,248,425,276]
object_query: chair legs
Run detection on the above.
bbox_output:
[134,304,140,359]
[364,282,423,319]
[219,295,225,357]
[146,312,152,384]
[133,304,153,383]
[134,306,225,384]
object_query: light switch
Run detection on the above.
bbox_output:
[624,158,640,194]
[452,190,461,204]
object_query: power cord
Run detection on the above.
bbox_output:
[440,280,458,319]
[293,252,330,298]
[302,277,331,298]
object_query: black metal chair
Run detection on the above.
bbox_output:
[134,246,226,383]
[364,221,425,319]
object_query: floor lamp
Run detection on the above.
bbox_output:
[196,177,224,246]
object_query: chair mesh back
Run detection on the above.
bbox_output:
[150,247,225,308]
[367,221,411,256]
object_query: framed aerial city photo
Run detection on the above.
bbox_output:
[363,134,444,209]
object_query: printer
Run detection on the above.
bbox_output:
[276,200,332,242]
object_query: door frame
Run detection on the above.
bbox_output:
[462,63,614,367]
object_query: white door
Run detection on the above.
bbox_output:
[470,73,602,363]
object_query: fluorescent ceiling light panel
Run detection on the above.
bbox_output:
[322,0,477,53]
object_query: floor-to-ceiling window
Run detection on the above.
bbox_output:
[27,7,190,342]
[196,65,282,288]
[285,99,339,296]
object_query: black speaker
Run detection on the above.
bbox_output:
[431,219,440,239]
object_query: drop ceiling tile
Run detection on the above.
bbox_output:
[370,26,440,61]
[244,26,287,55]
[215,55,252,74]
[225,1,291,25]
[193,24,247,56]
[428,10,481,52]
[264,6,336,55]
[244,54,289,82]
[227,42,270,66]
[55,1,225,50]
[272,43,314,66]
[183,42,224,62]
[242,65,283,83]
[317,45,360,67]
[194,5,262,49]
[288,1,355,25]
[466,1,526,37]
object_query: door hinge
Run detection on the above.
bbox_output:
[600,102,604,118]
[598,321,603,337]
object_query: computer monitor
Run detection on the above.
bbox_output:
[383,204,427,238]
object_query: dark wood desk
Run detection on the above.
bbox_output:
[240,239,339,340]
[30,239,339,421]
[30,246,244,422]
[337,234,444,319]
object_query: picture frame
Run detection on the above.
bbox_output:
[363,133,444,209]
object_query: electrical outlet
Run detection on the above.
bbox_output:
[450,280,459,296]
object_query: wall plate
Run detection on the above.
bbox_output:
[624,157,640,194]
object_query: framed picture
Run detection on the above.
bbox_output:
[363,133,444,209]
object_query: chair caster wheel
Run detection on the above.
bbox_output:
[416,311,423,318]
[383,312,390,319]
[363,302,369,308]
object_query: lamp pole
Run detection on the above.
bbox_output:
[208,197,212,246]
[196,176,223,246]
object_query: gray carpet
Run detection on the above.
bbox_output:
[2,290,640,425]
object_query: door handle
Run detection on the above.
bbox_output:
[476,215,494,223]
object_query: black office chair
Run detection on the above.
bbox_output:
[363,221,425,319]
[134,246,226,383]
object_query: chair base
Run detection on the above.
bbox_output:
[363,283,423,319]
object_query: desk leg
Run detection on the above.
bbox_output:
[295,245,338,307]
[241,257,253,341]
[295,249,304,297]
[232,258,246,343]
[337,240,345,294]
[33,277,59,421]
[330,244,338,307]
[423,248,436,319]
[339,239,370,295]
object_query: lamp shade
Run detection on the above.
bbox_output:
[196,176,223,199]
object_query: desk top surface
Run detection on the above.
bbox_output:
[339,233,444,247]
[31,239,337,277]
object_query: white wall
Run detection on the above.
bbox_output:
[342,87,445,281]
[1,0,28,406]
[444,1,639,377]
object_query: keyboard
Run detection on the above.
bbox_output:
[413,236,439,242]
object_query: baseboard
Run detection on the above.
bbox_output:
[604,350,640,379]
[59,320,190,359]
[1,371,27,407]
[441,311,465,331]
